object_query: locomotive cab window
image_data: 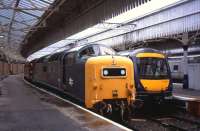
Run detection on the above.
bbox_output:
[100,46,115,55]
[79,46,99,59]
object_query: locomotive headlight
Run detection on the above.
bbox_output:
[120,69,125,75]
[103,70,108,76]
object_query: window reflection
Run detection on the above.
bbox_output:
[100,46,115,55]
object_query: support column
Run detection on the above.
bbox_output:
[181,33,189,89]
[183,45,189,89]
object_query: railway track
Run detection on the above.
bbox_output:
[25,79,200,131]
[112,99,200,131]
[122,110,200,131]
[146,115,200,131]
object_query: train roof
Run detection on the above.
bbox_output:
[67,45,86,52]
[118,48,163,56]
[66,44,111,52]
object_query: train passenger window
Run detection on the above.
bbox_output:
[79,46,99,59]
[173,65,179,71]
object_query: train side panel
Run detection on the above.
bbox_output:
[63,60,85,103]
[46,61,61,88]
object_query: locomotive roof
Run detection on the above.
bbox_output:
[118,48,163,56]
[31,44,114,63]
[66,44,109,53]
[67,45,86,52]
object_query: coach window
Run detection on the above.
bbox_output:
[79,46,99,59]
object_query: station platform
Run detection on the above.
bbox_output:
[0,75,127,131]
[173,83,200,101]
[173,83,200,116]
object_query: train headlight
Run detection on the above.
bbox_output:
[103,70,108,76]
[121,69,125,75]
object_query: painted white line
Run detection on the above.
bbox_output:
[173,95,197,101]
[24,79,132,131]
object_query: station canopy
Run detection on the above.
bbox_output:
[0,0,55,61]
[28,0,182,61]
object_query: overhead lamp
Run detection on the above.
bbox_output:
[0,35,4,38]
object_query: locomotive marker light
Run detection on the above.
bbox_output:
[121,69,126,75]
[103,70,109,76]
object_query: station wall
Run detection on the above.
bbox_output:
[0,61,24,76]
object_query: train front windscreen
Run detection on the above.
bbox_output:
[137,57,169,79]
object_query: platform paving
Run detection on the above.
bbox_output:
[0,75,125,131]
[173,83,200,100]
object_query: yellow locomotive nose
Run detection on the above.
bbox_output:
[85,56,135,108]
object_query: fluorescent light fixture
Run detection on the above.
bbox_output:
[0,35,4,38]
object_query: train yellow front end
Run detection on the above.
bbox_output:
[85,56,135,110]
[134,52,172,101]
[136,53,170,93]
[119,48,173,103]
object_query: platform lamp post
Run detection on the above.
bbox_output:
[182,33,189,89]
